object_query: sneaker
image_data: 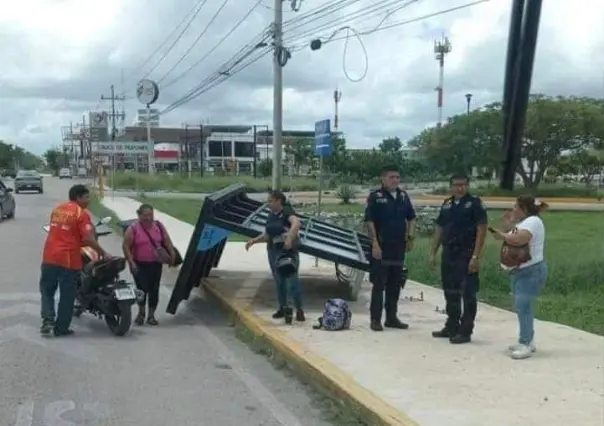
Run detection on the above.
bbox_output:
[134,314,145,326]
[295,310,305,322]
[272,308,285,319]
[40,322,53,337]
[283,307,293,325]
[511,344,534,360]
[53,328,75,337]
[508,342,536,353]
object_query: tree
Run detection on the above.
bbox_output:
[378,137,403,154]
[284,138,313,174]
[322,137,348,174]
[569,150,604,186]
[0,140,43,171]
[257,158,272,178]
[407,95,604,188]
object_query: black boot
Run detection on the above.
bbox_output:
[272,308,285,319]
[449,334,472,344]
[384,317,409,330]
[432,327,454,338]
[370,320,384,331]
[295,309,305,322]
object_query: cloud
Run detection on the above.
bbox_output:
[0,0,603,155]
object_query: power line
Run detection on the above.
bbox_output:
[283,0,419,44]
[121,0,207,87]
[140,0,210,80]
[283,0,361,29]
[161,44,271,115]
[160,0,491,114]
[157,0,233,85]
[161,0,265,89]
[325,0,491,43]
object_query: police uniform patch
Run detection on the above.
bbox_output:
[464,201,472,209]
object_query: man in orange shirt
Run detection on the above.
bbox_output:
[40,185,109,336]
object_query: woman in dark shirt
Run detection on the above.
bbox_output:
[245,190,304,324]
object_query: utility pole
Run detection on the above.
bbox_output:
[271,0,284,190]
[101,84,126,177]
[199,123,204,177]
[434,35,452,144]
[101,85,126,142]
[184,123,192,178]
[253,125,257,178]
[334,88,342,132]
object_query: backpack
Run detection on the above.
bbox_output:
[313,299,352,331]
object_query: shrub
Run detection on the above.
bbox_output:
[335,185,358,204]
[296,206,438,236]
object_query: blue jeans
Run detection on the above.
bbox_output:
[267,247,303,310]
[39,263,80,332]
[509,262,547,345]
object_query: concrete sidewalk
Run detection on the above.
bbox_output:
[101,196,604,426]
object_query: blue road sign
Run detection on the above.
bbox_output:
[314,119,332,157]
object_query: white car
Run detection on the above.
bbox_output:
[59,168,72,179]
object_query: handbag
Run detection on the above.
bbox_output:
[138,221,182,266]
[500,229,531,268]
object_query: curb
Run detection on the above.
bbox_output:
[201,278,419,426]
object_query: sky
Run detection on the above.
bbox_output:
[0,0,603,155]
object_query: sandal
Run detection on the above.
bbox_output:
[135,313,145,326]
[147,316,159,326]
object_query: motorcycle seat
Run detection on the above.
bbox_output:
[83,257,126,278]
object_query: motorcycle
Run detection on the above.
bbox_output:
[42,216,143,336]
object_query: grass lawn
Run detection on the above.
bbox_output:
[432,182,603,199]
[134,196,603,335]
[111,172,321,193]
[406,211,604,335]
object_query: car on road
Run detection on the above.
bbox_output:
[0,168,16,179]
[14,170,44,194]
[0,178,16,220]
[59,168,73,179]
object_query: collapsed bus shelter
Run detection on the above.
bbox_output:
[166,184,374,314]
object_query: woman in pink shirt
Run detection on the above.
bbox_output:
[122,204,176,326]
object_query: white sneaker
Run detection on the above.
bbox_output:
[508,342,536,353]
[511,344,534,360]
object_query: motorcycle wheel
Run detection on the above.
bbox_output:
[104,301,132,336]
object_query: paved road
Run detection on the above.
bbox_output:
[107,189,604,211]
[0,178,333,426]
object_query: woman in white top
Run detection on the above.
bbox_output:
[491,195,547,360]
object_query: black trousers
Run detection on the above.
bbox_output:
[134,261,163,310]
[369,259,405,322]
[441,248,479,336]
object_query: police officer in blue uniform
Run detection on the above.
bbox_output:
[364,165,416,332]
[429,174,487,344]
